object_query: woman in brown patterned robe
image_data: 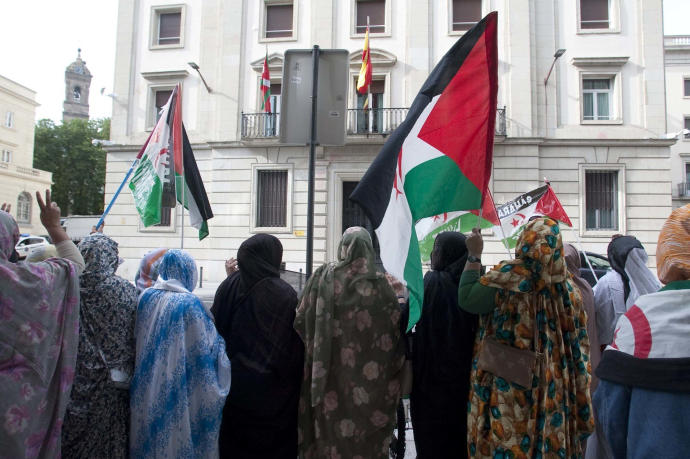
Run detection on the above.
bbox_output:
[294,227,405,459]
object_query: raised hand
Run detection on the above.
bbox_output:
[466,227,484,259]
[225,258,238,277]
[36,190,68,244]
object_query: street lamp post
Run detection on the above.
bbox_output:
[544,49,566,136]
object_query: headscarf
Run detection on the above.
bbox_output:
[0,210,80,458]
[236,233,282,292]
[294,227,405,458]
[26,244,57,262]
[564,243,600,390]
[62,234,137,457]
[469,218,593,457]
[212,235,303,458]
[656,204,690,284]
[130,249,230,458]
[430,231,468,281]
[156,249,198,292]
[134,248,168,293]
[608,236,660,304]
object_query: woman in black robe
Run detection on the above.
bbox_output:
[211,234,304,459]
[410,232,478,458]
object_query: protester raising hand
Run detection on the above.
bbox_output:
[36,189,69,244]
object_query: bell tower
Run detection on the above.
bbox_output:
[62,48,92,122]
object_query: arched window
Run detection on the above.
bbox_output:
[16,192,31,224]
[73,86,81,102]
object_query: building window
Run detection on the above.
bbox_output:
[264,2,293,39]
[73,86,81,102]
[256,169,288,227]
[451,0,482,32]
[582,77,612,121]
[354,78,385,133]
[16,192,31,224]
[580,0,609,29]
[147,87,174,129]
[156,207,172,227]
[355,0,386,34]
[585,170,618,231]
[684,78,690,97]
[685,116,690,140]
[5,111,13,128]
[150,5,185,49]
[1,150,11,163]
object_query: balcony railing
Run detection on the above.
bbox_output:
[241,106,507,139]
[677,182,690,198]
[665,35,690,47]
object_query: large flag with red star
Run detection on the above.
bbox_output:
[350,13,498,330]
[495,184,572,248]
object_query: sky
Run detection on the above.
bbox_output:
[0,0,689,123]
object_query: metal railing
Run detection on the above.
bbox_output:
[677,182,690,198]
[241,106,508,139]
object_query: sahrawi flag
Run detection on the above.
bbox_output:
[129,85,213,239]
[351,12,498,330]
[416,190,500,262]
[496,184,572,249]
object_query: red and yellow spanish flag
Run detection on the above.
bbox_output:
[261,54,271,113]
[356,26,372,96]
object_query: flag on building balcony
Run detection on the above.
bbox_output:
[495,184,572,249]
[261,54,271,113]
[350,12,498,330]
[356,26,372,96]
[129,85,213,240]
[416,190,500,262]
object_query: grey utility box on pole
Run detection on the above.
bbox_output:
[280,49,348,146]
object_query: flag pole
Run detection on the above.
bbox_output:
[180,177,185,250]
[367,16,373,134]
[95,156,139,231]
[574,230,599,283]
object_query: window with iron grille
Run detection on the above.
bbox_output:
[16,192,31,224]
[356,0,385,34]
[257,170,288,227]
[684,78,690,97]
[585,170,618,230]
[156,207,172,227]
[265,3,293,39]
[580,0,610,29]
[452,0,482,32]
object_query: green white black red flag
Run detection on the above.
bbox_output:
[495,185,572,248]
[350,13,498,330]
[129,85,213,239]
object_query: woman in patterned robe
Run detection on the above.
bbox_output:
[294,227,406,459]
[459,217,594,458]
[129,249,231,458]
[62,234,137,458]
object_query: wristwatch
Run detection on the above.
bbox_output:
[467,255,481,264]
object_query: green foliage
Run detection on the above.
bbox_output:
[33,118,110,216]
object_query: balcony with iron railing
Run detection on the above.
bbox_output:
[241,106,507,139]
[676,182,690,199]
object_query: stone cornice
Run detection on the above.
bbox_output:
[570,56,629,68]
[140,70,190,81]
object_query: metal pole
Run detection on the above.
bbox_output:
[367,16,373,134]
[306,45,320,279]
[95,157,139,230]
[180,176,185,250]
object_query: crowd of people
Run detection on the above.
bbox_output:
[1,191,689,459]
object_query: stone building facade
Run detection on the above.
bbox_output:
[0,75,52,234]
[105,0,672,285]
